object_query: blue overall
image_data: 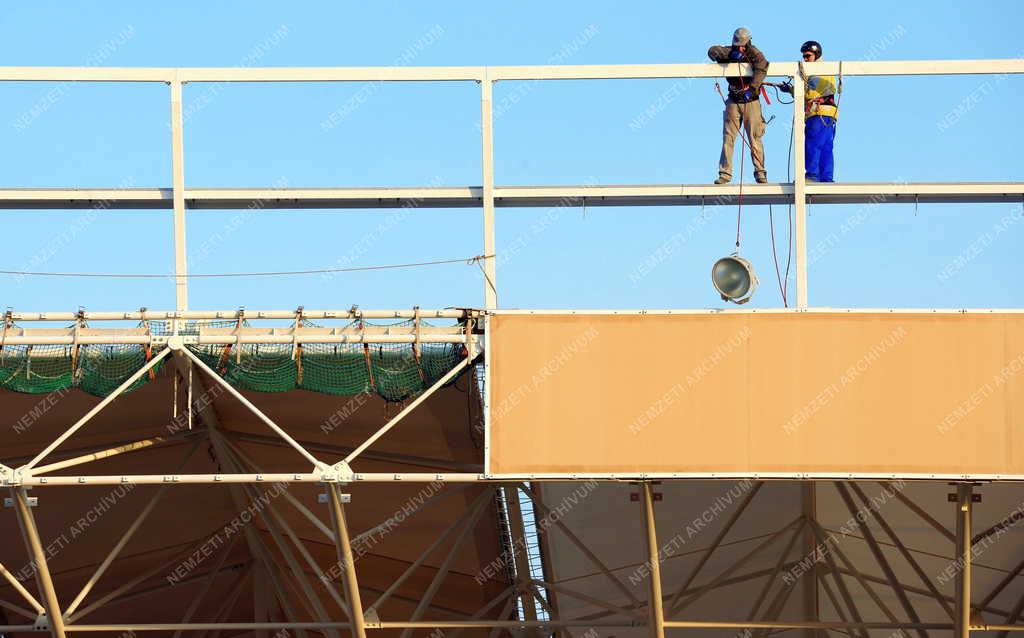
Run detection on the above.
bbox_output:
[805,115,836,182]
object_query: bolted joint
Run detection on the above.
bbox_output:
[3,469,26,488]
[363,607,381,627]
[33,613,49,631]
[317,460,354,484]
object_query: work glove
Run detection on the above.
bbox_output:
[780,81,794,95]
[728,48,744,61]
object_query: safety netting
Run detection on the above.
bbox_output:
[0,343,164,397]
[0,320,469,401]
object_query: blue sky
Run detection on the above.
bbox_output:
[0,1,1020,312]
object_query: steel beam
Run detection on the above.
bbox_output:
[0,560,46,617]
[503,486,539,630]
[397,491,492,638]
[850,484,955,620]
[672,517,802,615]
[0,620,959,633]
[749,519,807,621]
[1,182,1022,210]
[640,483,665,638]
[955,484,974,638]
[11,488,67,638]
[327,484,368,638]
[67,534,230,623]
[64,441,201,617]
[368,488,493,613]
[793,66,808,307]
[170,78,188,311]
[171,534,241,638]
[0,332,471,346]
[801,484,821,638]
[18,347,170,472]
[1,58,1021,83]
[665,481,763,610]
[179,347,325,470]
[218,437,350,616]
[835,483,926,638]
[480,71,497,309]
[342,356,471,465]
[6,308,469,321]
[520,483,642,608]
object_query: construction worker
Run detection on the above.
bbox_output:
[708,27,770,184]
[781,40,838,182]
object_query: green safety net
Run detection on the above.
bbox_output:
[0,320,468,402]
[0,343,165,398]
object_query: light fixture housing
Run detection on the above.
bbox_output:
[711,255,758,304]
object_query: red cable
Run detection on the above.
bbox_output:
[736,145,744,250]
[768,206,788,307]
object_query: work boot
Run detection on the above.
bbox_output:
[755,172,768,184]
[714,175,731,185]
[805,173,819,183]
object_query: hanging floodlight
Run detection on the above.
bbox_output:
[711,255,758,304]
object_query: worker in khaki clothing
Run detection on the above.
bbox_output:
[708,27,770,184]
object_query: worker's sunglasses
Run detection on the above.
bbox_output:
[802,52,815,60]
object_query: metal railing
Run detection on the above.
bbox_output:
[1,59,1022,314]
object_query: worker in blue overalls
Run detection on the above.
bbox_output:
[782,41,838,182]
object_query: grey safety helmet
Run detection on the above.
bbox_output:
[732,27,752,46]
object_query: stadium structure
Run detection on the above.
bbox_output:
[0,59,1023,638]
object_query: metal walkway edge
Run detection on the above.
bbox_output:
[0,182,1021,209]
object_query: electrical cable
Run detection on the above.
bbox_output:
[0,255,495,279]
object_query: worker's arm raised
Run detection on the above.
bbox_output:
[707,45,732,63]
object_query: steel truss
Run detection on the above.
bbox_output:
[0,59,1021,311]
[1,328,1022,635]
[2,474,1022,635]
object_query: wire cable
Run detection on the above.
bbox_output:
[0,255,494,279]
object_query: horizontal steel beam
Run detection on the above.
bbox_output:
[0,182,1021,210]
[0,59,1020,83]
[0,333,472,346]
[8,471,1024,486]
[6,308,471,321]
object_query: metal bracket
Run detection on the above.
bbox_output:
[318,491,352,504]
[33,613,49,631]
[363,607,381,627]
[319,460,355,484]
[4,492,35,508]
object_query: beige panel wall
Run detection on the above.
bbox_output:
[488,313,1024,476]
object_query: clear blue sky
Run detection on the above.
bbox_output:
[0,1,1020,312]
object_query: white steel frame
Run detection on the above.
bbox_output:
[0,59,1021,312]
[0,60,1022,636]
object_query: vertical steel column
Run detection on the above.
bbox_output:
[11,489,67,638]
[641,483,665,638]
[328,484,367,638]
[801,482,820,638]
[503,486,539,633]
[955,484,974,638]
[792,67,808,308]
[170,78,189,312]
[480,69,497,309]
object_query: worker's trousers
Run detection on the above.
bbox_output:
[805,115,836,182]
[718,98,766,179]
